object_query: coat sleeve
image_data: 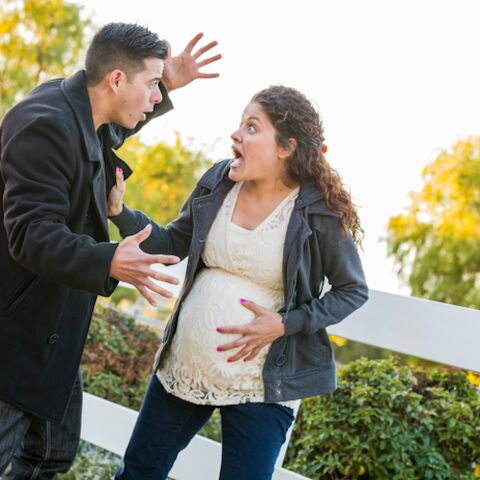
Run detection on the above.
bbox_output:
[283,216,369,336]
[1,117,118,295]
[109,181,204,260]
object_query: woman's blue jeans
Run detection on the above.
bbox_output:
[115,375,295,480]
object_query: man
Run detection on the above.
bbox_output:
[0,22,221,478]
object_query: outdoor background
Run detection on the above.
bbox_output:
[1,1,479,478]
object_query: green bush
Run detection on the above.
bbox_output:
[285,357,480,479]
[81,304,160,409]
[58,441,121,480]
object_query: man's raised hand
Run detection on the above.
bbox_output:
[161,32,221,92]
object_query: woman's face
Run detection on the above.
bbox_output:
[229,102,289,183]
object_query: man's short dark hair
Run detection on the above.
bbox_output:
[85,23,168,85]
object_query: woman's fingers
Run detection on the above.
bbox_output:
[226,345,251,363]
[243,348,261,362]
[217,336,248,352]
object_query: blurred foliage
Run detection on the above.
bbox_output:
[0,0,92,118]
[109,135,211,241]
[81,304,159,410]
[58,441,121,480]
[285,357,480,479]
[386,136,480,308]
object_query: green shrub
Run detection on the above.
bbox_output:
[285,357,480,479]
[58,441,121,480]
[81,304,160,409]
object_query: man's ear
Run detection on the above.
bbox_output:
[107,69,126,94]
[279,138,298,160]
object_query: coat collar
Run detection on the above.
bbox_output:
[60,70,102,163]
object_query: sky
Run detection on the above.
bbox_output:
[77,0,480,296]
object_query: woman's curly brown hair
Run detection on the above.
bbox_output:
[251,85,364,246]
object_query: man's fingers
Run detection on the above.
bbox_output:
[198,73,220,79]
[143,253,180,266]
[184,32,204,54]
[130,224,152,244]
[142,279,174,299]
[193,41,219,59]
[150,270,180,286]
[136,285,157,307]
[197,54,222,69]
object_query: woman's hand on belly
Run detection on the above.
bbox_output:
[216,299,285,363]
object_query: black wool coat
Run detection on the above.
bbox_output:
[0,70,172,421]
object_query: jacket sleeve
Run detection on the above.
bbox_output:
[283,216,369,336]
[109,181,205,260]
[2,118,118,295]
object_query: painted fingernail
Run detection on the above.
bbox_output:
[227,359,233,363]
[216,347,222,352]
[216,327,222,332]
[116,167,123,174]
[240,298,247,303]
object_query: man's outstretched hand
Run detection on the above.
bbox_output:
[162,32,221,92]
[110,224,180,306]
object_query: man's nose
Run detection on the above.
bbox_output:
[152,86,162,104]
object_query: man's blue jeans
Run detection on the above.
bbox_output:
[0,373,82,479]
[115,375,295,480]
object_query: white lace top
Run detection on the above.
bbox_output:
[157,181,299,406]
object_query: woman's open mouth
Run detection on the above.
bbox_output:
[231,145,244,168]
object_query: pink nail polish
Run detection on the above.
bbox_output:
[216,327,221,332]
[227,359,233,363]
[240,298,247,303]
[216,347,222,352]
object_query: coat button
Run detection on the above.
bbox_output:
[47,333,60,345]
[275,354,286,366]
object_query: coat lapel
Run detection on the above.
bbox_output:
[61,71,110,239]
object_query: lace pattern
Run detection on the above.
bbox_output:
[157,181,299,407]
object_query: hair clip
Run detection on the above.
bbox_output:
[322,145,328,154]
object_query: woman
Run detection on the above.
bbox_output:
[108,85,368,480]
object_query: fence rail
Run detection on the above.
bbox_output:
[81,289,480,479]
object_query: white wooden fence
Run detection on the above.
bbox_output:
[81,289,480,479]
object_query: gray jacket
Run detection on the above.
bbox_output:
[112,159,369,402]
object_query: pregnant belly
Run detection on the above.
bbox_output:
[174,268,284,362]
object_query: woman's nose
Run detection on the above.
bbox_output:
[230,129,241,142]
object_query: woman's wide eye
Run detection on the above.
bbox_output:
[247,124,256,133]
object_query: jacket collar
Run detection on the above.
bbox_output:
[60,70,102,162]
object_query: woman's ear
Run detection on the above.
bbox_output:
[279,138,297,160]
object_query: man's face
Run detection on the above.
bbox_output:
[113,57,164,129]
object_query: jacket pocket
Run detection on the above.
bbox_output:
[5,275,41,313]
[287,334,333,376]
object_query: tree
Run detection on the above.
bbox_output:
[0,0,92,118]
[109,135,211,240]
[386,136,480,308]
